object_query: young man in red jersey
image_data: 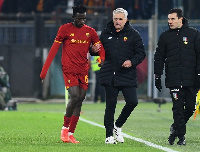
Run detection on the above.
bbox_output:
[40,5,105,143]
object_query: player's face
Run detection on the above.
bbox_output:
[113,13,127,31]
[168,13,183,29]
[73,13,86,28]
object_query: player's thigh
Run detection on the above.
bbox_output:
[78,73,89,91]
[63,72,79,89]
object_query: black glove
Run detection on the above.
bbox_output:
[155,75,162,92]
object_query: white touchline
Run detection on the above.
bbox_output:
[80,117,179,152]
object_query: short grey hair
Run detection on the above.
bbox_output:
[113,8,128,19]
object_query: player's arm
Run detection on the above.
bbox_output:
[40,40,61,80]
[90,29,105,62]
[89,43,99,56]
[40,25,66,81]
[96,41,105,62]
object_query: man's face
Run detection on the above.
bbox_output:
[73,13,86,28]
[113,13,127,31]
[168,13,183,29]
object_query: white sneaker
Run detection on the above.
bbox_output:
[105,136,117,144]
[113,123,124,143]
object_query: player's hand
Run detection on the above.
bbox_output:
[91,43,101,53]
[155,75,162,92]
[41,79,44,83]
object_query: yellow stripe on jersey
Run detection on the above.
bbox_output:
[54,40,62,43]
[93,41,100,46]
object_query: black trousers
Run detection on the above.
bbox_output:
[170,87,198,137]
[94,71,105,102]
[104,85,138,137]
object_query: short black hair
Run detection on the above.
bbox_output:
[168,8,183,19]
[72,5,87,16]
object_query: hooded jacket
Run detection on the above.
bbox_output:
[99,21,146,87]
[154,18,200,88]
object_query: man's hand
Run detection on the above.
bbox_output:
[122,60,132,68]
[155,75,162,92]
[91,43,101,53]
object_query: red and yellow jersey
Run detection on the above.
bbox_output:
[57,23,102,73]
[40,23,105,79]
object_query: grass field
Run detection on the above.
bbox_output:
[0,101,200,152]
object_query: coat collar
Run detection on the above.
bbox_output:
[106,20,132,33]
[168,17,189,31]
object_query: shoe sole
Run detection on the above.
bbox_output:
[114,137,124,143]
[65,141,80,143]
[61,139,69,142]
[62,140,80,143]
[105,142,117,144]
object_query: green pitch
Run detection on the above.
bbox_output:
[0,101,200,152]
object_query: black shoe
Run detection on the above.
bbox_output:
[168,125,177,145]
[177,136,186,146]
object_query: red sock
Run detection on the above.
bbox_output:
[69,115,79,133]
[63,115,71,128]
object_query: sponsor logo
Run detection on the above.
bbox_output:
[171,89,179,92]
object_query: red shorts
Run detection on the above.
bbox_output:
[63,72,89,90]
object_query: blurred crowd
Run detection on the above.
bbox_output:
[0,66,17,111]
[0,0,199,20]
[0,0,154,19]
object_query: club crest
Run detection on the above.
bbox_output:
[124,37,127,41]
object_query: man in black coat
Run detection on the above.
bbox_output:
[99,8,146,144]
[154,8,200,146]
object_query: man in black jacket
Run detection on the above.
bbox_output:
[154,8,200,146]
[99,8,146,144]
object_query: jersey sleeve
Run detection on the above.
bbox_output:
[40,26,65,79]
[55,25,66,42]
[97,42,105,61]
[91,29,105,61]
[40,41,61,79]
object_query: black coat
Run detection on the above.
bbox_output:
[154,18,200,88]
[99,21,146,87]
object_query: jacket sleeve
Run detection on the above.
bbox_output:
[195,31,200,74]
[154,33,166,76]
[130,31,146,67]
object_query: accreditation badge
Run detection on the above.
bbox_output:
[183,37,188,44]
[173,93,178,100]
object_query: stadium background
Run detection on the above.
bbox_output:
[0,0,200,101]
